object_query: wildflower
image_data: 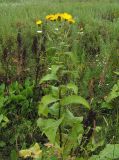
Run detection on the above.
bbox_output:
[61,13,73,21]
[55,13,62,21]
[19,143,42,159]
[37,30,42,33]
[45,13,75,24]
[46,14,54,20]
[46,14,57,21]
[36,20,42,26]
[68,18,75,24]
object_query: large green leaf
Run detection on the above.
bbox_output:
[61,95,90,109]
[66,83,78,94]
[38,95,58,117]
[67,122,83,147]
[40,74,58,84]
[51,86,59,98]
[38,104,49,117]
[41,95,58,105]
[37,118,63,143]
[63,109,83,126]
[62,110,83,155]
[89,144,119,160]
[40,65,63,84]
[49,103,59,116]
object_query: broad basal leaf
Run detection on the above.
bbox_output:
[62,111,83,155]
[37,118,63,143]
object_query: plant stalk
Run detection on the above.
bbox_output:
[58,87,63,148]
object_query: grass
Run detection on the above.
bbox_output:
[0,0,119,50]
[0,0,119,36]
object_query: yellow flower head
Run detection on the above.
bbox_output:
[46,14,57,21]
[55,13,63,21]
[68,18,75,24]
[61,13,73,21]
[36,20,42,26]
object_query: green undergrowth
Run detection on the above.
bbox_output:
[0,0,119,159]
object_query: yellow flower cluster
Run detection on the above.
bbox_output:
[35,13,75,26]
[46,13,75,23]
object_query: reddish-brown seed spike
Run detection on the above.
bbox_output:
[3,48,8,62]
[32,35,38,55]
[22,48,27,66]
[17,31,22,48]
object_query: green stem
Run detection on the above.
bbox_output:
[58,87,62,148]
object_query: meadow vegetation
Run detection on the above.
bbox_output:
[0,0,119,159]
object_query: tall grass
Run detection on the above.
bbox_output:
[0,0,119,90]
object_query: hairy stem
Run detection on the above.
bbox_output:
[58,87,62,148]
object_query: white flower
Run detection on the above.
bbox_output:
[37,30,42,33]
